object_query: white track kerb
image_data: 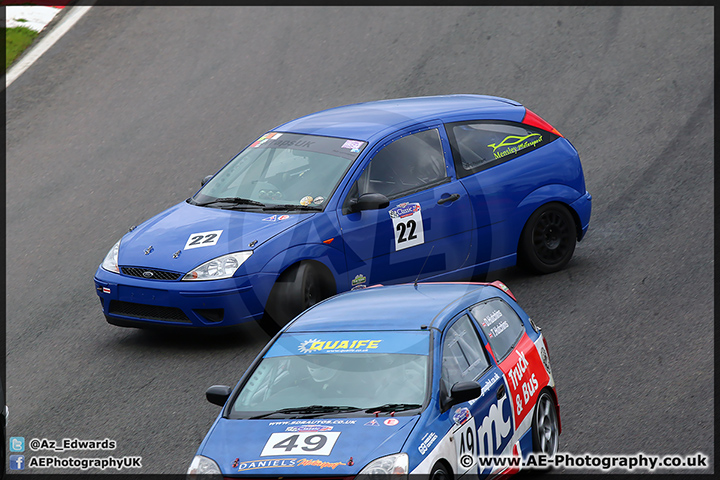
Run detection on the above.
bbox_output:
[5,2,95,89]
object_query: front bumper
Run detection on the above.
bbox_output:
[93,267,275,328]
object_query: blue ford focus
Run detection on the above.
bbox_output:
[94,95,591,333]
[187,282,560,478]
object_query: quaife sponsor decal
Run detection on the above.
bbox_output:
[487,133,543,160]
[298,338,381,354]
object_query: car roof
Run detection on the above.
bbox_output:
[273,94,524,143]
[284,282,505,333]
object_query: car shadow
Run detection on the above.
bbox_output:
[108,319,272,352]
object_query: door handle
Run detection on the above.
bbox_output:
[437,193,460,205]
[497,384,506,399]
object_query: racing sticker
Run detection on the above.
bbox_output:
[389,202,424,251]
[184,230,223,249]
[250,132,283,148]
[498,335,550,427]
[417,431,438,456]
[477,394,513,458]
[453,417,477,474]
[341,140,363,153]
[487,133,543,160]
[260,432,341,457]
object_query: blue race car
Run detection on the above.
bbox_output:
[187,282,560,478]
[94,95,591,333]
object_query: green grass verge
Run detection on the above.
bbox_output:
[5,25,40,70]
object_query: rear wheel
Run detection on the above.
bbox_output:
[532,389,559,457]
[519,203,576,274]
[261,261,334,335]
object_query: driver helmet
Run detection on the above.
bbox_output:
[307,363,337,383]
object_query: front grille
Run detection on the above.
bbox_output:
[121,266,181,281]
[109,300,191,323]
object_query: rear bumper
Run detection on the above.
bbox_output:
[570,190,592,241]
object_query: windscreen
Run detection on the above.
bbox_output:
[230,332,430,417]
[193,133,366,210]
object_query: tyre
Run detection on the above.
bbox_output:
[261,261,334,335]
[519,203,576,274]
[429,461,451,480]
[532,389,559,457]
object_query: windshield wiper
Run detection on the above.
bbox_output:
[262,204,322,212]
[248,405,363,419]
[193,197,266,208]
[364,403,422,414]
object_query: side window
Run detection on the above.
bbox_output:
[348,128,447,202]
[446,121,558,177]
[471,298,525,362]
[441,314,490,386]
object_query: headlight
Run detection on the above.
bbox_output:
[182,251,253,281]
[101,239,121,273]
[357,453,408,477]
[187,455,222,477]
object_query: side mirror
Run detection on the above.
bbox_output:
[441,381,482,411]
[201,174,214,187]
[348,193,390,213]
[205,385,232,407]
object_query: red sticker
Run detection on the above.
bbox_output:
[498,335,550,426]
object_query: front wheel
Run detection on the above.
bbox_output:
[519,203,576,274]
[261,262,334,335]
[429,462,451,480]
[532,389,559,457]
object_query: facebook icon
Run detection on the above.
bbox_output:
[9,454,25,470]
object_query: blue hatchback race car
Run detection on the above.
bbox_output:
[187,282,560,478]
[94,95,591,333]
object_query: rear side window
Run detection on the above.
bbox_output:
[470,298,525,362]
[446,121,558,177]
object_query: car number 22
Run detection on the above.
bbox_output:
[390,203,425,251]
[260,432,341,457]
[184,230,223,250]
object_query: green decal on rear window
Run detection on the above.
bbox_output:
[488,133,543,160]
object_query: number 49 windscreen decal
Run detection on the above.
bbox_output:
[389,202,424,251]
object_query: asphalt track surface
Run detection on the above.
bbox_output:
[5,6,714,476]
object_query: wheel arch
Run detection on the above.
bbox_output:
[515,184,584,241]
[539,385,562,435]
[430,458,453,478]
[261,243,344,291]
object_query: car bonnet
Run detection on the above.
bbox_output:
[117,201,312,272]
[200,414,419,476]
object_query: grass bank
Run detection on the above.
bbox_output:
[5,25,39,69]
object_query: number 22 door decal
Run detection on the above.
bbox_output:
[184,230,223,250]
[389,203,425,251]
[260,432,341,457]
